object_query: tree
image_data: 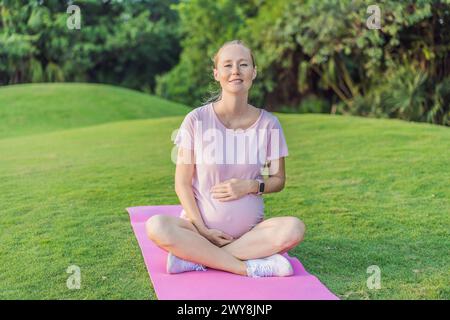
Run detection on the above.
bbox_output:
[0,0,181,92]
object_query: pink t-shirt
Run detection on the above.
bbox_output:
[173,102,289,238]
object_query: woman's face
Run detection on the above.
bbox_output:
[214,44,257,95]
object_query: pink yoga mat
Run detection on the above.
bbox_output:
[127,205,339,300]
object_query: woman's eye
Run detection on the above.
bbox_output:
[224,64,248,67]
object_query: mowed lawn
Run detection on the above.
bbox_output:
[0,84,449,299]
[0,83,189,139]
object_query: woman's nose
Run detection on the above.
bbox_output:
[232,64,240,74]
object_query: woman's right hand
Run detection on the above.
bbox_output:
[202,228,234,247]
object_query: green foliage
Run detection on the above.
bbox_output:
[380,66,429,121]
[156,0,449,125]
[1,0,449,125]
[0,0,181,92]
[298,96,331,114]
[350,66,450,126]
[430,77,450,125]
[278,95,330,114]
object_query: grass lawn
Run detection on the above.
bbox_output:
[0,83,189,139]
[0,83,449,299]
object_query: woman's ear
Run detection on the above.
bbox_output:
[213,68,219,81]
[252,67,257,80]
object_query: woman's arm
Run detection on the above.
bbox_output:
[210,158,286,201]
[174,147,208,234]
[249,157,286,194]
[175,147,234,245]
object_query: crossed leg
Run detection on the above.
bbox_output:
[145,215,305,276]
[146,215,248,275]
[221,216,305,260]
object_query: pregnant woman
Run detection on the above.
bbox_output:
[146,40,305,278]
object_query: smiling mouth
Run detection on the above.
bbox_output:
[229,79,243,83]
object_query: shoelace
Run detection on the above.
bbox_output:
[193,264,206,271]
[180,258,206,272]
[250,262,273,278]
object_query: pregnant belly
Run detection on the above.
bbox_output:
[198,194,264,239]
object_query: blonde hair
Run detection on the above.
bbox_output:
[212,39,256,69]
[204,40,256,104]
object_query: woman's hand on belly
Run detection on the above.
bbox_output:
[210,178,254,202]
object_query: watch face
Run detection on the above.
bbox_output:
[259,182,265,192]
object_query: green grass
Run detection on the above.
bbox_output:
[0,83,449,299]
[0,83,189,139]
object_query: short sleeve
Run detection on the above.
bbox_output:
[173,112,195,150]
[267,116,289,161]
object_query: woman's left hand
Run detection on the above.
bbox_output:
[210,178,255,202]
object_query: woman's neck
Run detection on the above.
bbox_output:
[214,91,249,118]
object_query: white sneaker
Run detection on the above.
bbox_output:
[166,252,207,274]
[245,254,294,278]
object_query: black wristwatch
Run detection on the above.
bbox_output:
[256,179,265,195]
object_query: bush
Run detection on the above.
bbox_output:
[429,77,450,125]
[277,96,330,114]
[344,66,450,125]
[298,96,330,114]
